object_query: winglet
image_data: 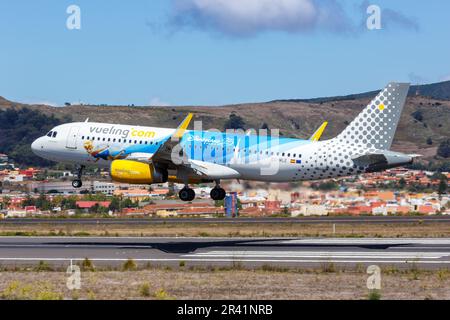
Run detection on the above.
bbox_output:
[309,121,328,142]
[172,113,193,140]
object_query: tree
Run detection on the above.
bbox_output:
[398,178,407,189]
[224,114,245,130]
[35,194,52,210]
[108,196,121,212]
[426,137,433,145]
[411,110,423,122]
[260,122,269,130]
[2,196,11,209]
[437,140,450,158]
[438,176,448,199]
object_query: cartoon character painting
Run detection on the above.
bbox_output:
[84,140,127,162]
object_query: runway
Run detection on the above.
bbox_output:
[1,237,450,269]
[2,215,450,225]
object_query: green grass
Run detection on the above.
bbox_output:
[368,290,381,300]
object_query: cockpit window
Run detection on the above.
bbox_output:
[52,131,57,138]
[47,131,53,137]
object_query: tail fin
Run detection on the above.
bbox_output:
[335,82,410,150]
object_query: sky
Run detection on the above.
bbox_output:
[0,0,449,107]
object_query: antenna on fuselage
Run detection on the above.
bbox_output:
[84,118,89,123]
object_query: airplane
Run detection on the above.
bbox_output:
[31,82,418,202]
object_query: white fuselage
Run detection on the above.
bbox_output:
[31,121,412,184]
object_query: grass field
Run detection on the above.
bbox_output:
[0,221,450,238]
[1,264,449,300]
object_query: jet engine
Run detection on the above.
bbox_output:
[110,160,168,184]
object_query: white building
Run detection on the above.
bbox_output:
[291,204,328,217]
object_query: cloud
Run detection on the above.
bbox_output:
[408,73,428,85]
[169,0,355,37]
[149,97,171,107]
[440,74,450,82]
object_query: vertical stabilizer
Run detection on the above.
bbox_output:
[335,82,410,150]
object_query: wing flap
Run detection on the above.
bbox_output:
[189,159,241,179]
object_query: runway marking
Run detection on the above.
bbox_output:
[282,239,450,245]
[184,251,450,259]
[1,257,450,265]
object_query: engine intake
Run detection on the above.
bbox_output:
[110,160,168,184]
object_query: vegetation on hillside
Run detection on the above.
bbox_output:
[0,107,71,167]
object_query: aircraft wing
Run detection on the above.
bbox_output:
[188,159,241,179]
[150,113,193,165]
[126,152,155,163]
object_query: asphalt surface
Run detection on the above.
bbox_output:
[2,215,450,225]
[1,236,450,269]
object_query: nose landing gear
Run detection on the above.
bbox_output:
[72,165,85,189]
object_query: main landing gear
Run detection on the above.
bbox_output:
[178,181,226,202]
[72,165,85,189]
[179,186,196,202]
[210,186,226,201]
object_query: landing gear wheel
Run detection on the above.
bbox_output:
[210,187,226,201]
[179,187,195,202]
[72,179,83,189]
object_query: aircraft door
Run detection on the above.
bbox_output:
[66,126,80,149]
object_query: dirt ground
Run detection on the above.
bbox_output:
[0,267,449,300]
[1,221,450,238]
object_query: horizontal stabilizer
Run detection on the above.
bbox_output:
[352,154,387,167]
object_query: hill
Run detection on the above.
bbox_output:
[1,81,449,169]
[274,80,450,104]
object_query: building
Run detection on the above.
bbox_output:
[93,181,116,195]
[29,180,114,194]
[76,201,111,210]
[292,205,328,217]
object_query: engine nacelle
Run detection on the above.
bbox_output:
[110,160,168,184]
